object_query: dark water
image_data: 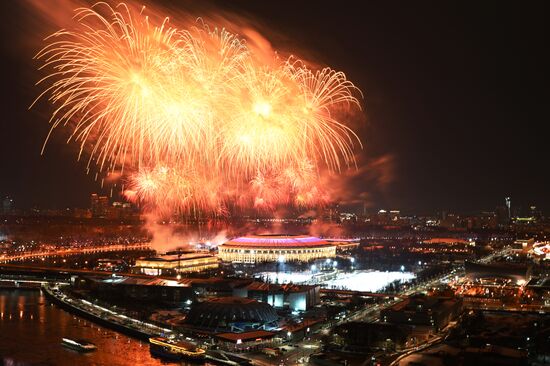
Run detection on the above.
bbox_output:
[0,290,206,366]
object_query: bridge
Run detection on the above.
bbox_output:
[0,262,157,279]
[0,277,53,289]
[0,262,193,287]
[0,243,151,264]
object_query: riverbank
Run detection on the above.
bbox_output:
[0,279,43,289]
[42,284,173,341]
[0,289,179,366]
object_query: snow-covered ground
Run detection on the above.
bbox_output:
[324,271,415,292]
[259,270,415,292]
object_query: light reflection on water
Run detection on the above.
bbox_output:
[0,290,207,366]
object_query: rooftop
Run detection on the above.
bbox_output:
[137,253,214,262]
[222,234,333,248]
[214,330,276,343]
[389,294,458,313]
[243,282,318,293]
[86,275,189,287]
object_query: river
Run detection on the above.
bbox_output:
[0,289,209,366]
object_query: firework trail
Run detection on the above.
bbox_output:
[33,2,362,216]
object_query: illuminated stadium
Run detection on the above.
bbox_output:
[218,234,336,263]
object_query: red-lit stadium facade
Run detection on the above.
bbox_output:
[218,235,336,263]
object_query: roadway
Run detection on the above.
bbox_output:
[388,328,449,366]
[240,260,468,365]
[302,246,514,365]
[42,283,172,339]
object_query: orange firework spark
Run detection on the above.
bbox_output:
[33,2,363,216]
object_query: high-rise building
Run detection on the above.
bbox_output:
[90,193,99,216]
[98,196,109,216]
[505,197,511,221]
[530,205,542,220]
[495,205,509,226]
[2,196,14,214]
[322,203,340,222]
[90,193,109,217]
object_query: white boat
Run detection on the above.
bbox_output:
[61,338,97,352]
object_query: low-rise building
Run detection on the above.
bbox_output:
[381,294,462,331]
[76,275,194,305]
[334,322,412,352]
[232,282,321,312]
[94,258,127,272]
[133,253,219,276]
[464,260,532,284]
[184,297,279,332]
[213,330,278,352]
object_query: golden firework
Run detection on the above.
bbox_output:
[33,2,362,215]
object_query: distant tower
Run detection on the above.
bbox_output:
[98,196,109,217]
[2,196,14,214]
[90,193,108,217]
[505,197,511,221]
[90,193,99,216]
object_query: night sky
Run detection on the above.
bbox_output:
[0,1,545,214]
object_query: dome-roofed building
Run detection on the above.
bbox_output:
[184,297,278,332]
[218,234,336,263]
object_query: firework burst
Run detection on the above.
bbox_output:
[33,2,363,216]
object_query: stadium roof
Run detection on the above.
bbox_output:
[222,234,333,248]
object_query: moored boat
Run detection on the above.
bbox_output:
[61,338,97,352]
[149,336,206,362]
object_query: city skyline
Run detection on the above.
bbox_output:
[1,2,548,365]
[0,192,545,219]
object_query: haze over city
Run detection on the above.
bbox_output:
[0,1,547,366]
